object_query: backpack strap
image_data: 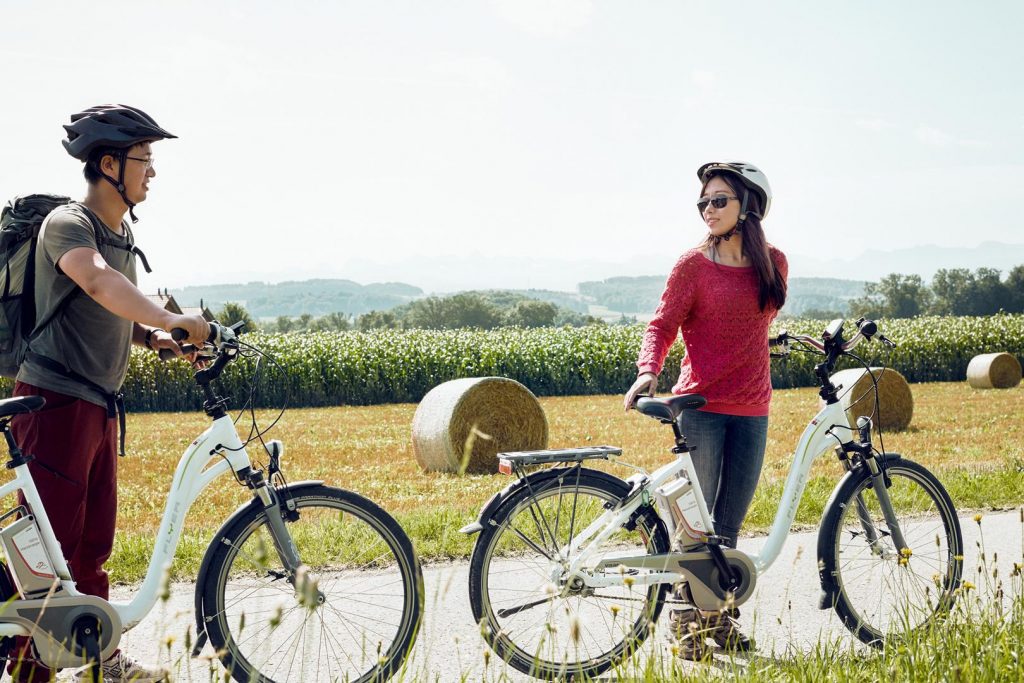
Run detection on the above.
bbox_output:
[92,212,152,273]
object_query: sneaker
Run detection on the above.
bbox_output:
[72,650,169,682]
[707,608,755,652]
[669,607,712,661]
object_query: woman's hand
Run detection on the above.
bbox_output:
[623,372,658,412]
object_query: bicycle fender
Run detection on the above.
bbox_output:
[815,453,902,609]
[191,479,325,656]
[459,467,628,535]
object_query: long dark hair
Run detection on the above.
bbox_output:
[699,172,787,312]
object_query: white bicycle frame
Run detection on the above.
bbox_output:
[0,414,255,637]
[567,399,849,589]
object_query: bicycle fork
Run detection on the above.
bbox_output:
[840,419,909,557]
[855,456,909,556]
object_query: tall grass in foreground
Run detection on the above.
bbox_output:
[612,513,1023,682]
[86,511,1024,680]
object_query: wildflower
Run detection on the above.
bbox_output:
[610,605,621,618]
[962,580,975,591]
[570,615,581,644]
[974,513,982,524]
[158,563,172,603]
[268,603,283,629]
[899,547,913,558]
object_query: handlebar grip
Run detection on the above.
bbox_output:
[158,344,197,361]
[171,324,220,344]
[856,318,878,339]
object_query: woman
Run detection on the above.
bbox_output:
[622,161,788,660]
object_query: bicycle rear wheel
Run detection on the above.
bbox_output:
[199,484,423,683]
[818,457,962,646]
[468,468,670,680]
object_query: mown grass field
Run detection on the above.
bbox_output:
[94,380,1024,584]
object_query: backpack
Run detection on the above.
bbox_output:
[0,194,74,378]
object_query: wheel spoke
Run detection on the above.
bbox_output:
[204,489,421,682]
[470,473,666,679]
[824,462,961,645]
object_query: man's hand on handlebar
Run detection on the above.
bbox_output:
[166,314,211,345]
[624,372,658,412]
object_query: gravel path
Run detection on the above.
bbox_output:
[50,508,1023,681]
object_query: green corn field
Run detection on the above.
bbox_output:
[3,314,1021,412]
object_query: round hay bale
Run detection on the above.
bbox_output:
[827,367,914,432]
[966,352,1022,389]
[411,377,548,474]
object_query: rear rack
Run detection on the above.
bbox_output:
[497,446,622,468]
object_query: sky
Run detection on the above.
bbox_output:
[1,0,1022,294]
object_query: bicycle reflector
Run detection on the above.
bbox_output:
[498,458,513,475]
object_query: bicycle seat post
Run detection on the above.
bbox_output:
[0,419,31,469]
[670,421,693,455]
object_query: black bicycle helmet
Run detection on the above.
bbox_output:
[62,104,176,222]
[63,104,176,160]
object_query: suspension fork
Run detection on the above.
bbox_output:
[244,469,303,574]
[857,456,909,553]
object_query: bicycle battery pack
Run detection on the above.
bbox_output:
[655,477,710,549]
[0,508,59,598]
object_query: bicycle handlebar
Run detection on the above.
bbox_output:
[157,344,198,361]
[771,317,896,358]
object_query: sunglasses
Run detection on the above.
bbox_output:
[697,195,737,213]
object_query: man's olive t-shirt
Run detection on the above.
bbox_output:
[16,203,137,406]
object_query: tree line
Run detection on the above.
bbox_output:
[215,291,607,332]
[802,265,1024,319]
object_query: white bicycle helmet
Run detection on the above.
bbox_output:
[697,161,772,220]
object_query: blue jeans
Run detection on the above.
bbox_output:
[677,410,768,548]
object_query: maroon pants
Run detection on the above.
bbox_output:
[7,381,118,682]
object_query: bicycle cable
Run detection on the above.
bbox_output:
[218,337,290,459]
[842,343,896,457]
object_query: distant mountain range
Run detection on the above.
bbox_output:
[170,242,1021,321]
[172,276,865,321]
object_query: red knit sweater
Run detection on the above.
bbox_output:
[636,246,789,416]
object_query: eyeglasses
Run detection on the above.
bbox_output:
[697,195,737,213]
[125,155,155,171]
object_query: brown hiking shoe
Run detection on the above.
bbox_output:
[669,608,712,661]
[707,608,754,652]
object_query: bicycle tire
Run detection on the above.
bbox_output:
[199,484,423,683]
[468,468,670,680]
[818,457,962,647]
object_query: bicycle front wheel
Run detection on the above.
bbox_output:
[468,469,670,680]
[199,484,423,683]
[818,457,963,646]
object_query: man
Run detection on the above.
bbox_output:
[8,105,209,683]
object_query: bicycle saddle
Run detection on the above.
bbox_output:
[635,394,707,423]
[0,395,46,418]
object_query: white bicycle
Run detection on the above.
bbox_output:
[462,318,963,679]
[0,323,423,683]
